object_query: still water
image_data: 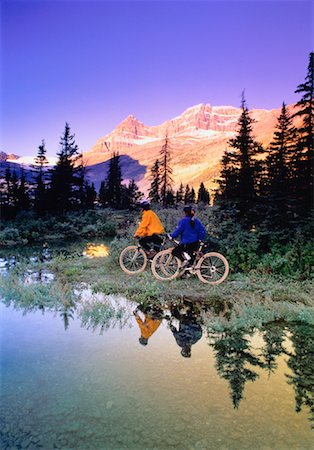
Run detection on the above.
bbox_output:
[0,291,313,450]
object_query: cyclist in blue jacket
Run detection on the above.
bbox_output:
[170,205,206,266]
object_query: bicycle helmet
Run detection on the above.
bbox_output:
[139,200,150,210]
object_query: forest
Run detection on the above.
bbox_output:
[0,53,313,279]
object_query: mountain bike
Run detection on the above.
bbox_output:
[151,239,229,285]
[119,234,168,275]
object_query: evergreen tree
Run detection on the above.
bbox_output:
[32,140,49,214]
[184,184,191,204]
[159,135,173,206]
[148,159,161,204]
[292,52,314,217]
[197,182,210,205]
[190,187,196,204]
[121,179,143,209]
[16,167,30,211]
[165,189,175,206]
[263,103,297,229]
[175,182,184,205]
[0,168,13,218]
[49,123,82,213]
[81,181,97,209]
[215,95,263,228]
[105,152,123,208]
[11,170,19,211]
[99,181,108,207]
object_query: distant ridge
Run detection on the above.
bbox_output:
[84,102,300,193]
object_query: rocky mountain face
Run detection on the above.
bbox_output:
[0,152,20,162]
[84,103,300,194]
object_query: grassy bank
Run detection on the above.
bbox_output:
[1,207,312,280]
[1,236,313,330]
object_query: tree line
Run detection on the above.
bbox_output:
[214,52,313,232]
[1,52,312,228]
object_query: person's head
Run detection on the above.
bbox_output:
[139,337,148,346]
[181,346,192,358]
[140,200,150,211]
[183,205,195,217]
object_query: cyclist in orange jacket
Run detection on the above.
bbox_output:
[134,201,165,257]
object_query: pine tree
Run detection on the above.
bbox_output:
[148,159,161,204]
[16,167,30,211]
[292,52,314,217]
[159,135,173,206]
[11,170,19,211]
[264,103,297,229]
[121,179,143,209]
[99,181,108,207]
[190,187,196,204]
[87,182,97,208]
[105,152,123,208]
[165,189,175,206]
[175,182,184,205]
[184,184,191,204]
[197,182,210,205]
[32,140,49,214]
[49,123,82,213]
[215,94,263,228]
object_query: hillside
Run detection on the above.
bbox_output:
[83,103,300,193]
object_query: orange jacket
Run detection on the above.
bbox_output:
[134,210,164,237]
[135,314,161,339]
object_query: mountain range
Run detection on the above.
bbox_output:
[1,102,300,194]
[84,102,300,193]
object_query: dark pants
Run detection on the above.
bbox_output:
[139,234,163,252]
[172,241,199,262]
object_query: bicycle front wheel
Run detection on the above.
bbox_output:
[196,252,229,285]
[151,248,181,281]
[119,246,147,275]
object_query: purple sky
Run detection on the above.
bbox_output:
[1,0,313,157]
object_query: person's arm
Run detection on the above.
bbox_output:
[197,220,206,240]
[171,219,184,239]
[134,213,150,237]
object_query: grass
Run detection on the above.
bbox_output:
[1,238,313,331]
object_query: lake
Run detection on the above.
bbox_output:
[1,288,313,450]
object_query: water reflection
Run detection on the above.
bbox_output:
[133,304,163,346]
[286,323,314,429]
[1,289,313,429]
[168,302,203,358]
[209,330,265,408]
[82,243,110,258]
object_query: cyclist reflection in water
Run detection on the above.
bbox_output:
[133,304,163,346]
[169,302,203,358]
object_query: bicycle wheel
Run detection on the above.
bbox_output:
[119,246,147,275]
[151,248,181,281]
[196,252,229,285]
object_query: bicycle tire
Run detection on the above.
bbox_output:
[151,248,181,281]
[196,252,229,285]
[119,245,147,275]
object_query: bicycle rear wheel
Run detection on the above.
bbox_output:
[151,248,181,281]
[196,252,229,285]
[119,245,147,275]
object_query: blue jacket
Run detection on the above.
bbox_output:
[171,217,206,244]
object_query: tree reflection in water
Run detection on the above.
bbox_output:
[261,321,286,374]
[208,329,265,408]
[285,323,314,429]
[1,287,313,427]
